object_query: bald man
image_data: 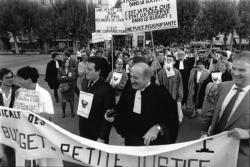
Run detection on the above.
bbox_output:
[106,62,179,146]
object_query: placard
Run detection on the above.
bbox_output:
[121,0,178,32]
[13,88,39,113]
[95,8,126,34]
[77,91,94,118]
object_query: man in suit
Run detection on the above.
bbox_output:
[106,62,179,146]
[174,51,194,105]
[201,51,250,167]
[79,56,115,144]
[45,52,61,103]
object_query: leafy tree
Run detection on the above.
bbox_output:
[153,0,200,46]
[196,0,239,49]
[235,0,250,50]
[52,0,93,52]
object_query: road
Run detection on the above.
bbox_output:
[0,54,202,166]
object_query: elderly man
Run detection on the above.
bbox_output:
[201,51,250,167]
[106,62,179,146]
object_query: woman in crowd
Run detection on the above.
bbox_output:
[58,59,77,118]
[106,58,128,103]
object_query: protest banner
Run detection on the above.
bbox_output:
[0,106,239,167]
[77,91,94,118]
[95,8,126,34]
[92,32,112,43]
[121,0,178,32]
[13,88,39,113]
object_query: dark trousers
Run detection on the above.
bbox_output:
[53,88,59,101]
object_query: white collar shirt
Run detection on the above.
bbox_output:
[220,84,250,121]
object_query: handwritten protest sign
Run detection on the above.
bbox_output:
[77,91,94,118]
[95,8,126,34]
[0,106,239,167]
[13,88,39,113]
[121,0,178,32]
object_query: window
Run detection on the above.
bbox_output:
[137,36,144,47]
[98,0,101,4]
[215,37,220,41]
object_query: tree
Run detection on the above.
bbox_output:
[153,0,201,46]
[52,0,93,53]
[196,0,239,49]
[235,0,250,50]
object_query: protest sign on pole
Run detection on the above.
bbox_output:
[0,106,240,167]
[95,8,126,34]
[121,0,178,32]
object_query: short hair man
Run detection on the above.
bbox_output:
[79,56,115,143]
[106,62,179,145]
[201,51,250,167]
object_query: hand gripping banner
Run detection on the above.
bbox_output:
[0,106,239,167]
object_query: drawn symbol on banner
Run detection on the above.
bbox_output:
[51,147,56,151]
[114,77,119,81]
[196,138,214,153]
[81,99,88,109]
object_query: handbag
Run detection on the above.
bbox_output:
[59,82,70,93]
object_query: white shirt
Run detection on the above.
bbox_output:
[0,87,12,107]
[219,84,250,121]
[179,60,184,70]
[55,60,59,69]
[197,71,202,83]
[133,82,150,114]
[35,83,54,114]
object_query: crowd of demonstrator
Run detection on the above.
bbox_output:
[0,45,249,167]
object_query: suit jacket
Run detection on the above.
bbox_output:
[79,78,115,143]
[202,81,250,167]
[114,83,179,146]
[45,60,61,89]
[186,68,210,110]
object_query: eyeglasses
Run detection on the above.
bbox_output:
[3,76,13,79]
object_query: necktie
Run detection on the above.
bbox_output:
[133,90,141,114]
[214,88,242,134]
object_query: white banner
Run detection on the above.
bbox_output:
[121,0,178,32]
[95,8,126,34]
[92,33,112,43]
[0,106,239,167]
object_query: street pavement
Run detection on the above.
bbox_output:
[0,54,202,166]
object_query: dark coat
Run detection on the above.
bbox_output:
[114,83,179,146]
[45,60,61,89]
[0,85,20,108]
[79,78,115,143]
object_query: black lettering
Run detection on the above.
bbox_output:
[37,135,45,148]
[1,126,10,138]
[158,156,168,167]
[87,147,95,164]
[199,160,210,167]
[106,153,110,166]
[61,144,70,154]
[114,154,122,167]
[34,116,39,124]
[188,159,198,167]
[9,128,18,141]
[28,114,34,123]
[72,146,83,162]
[97,150,102,165]
[171,158,182,167]
[4,109,9,117]
[196,139,214,153]
[27,134,38,150]
[19,133,26,149]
